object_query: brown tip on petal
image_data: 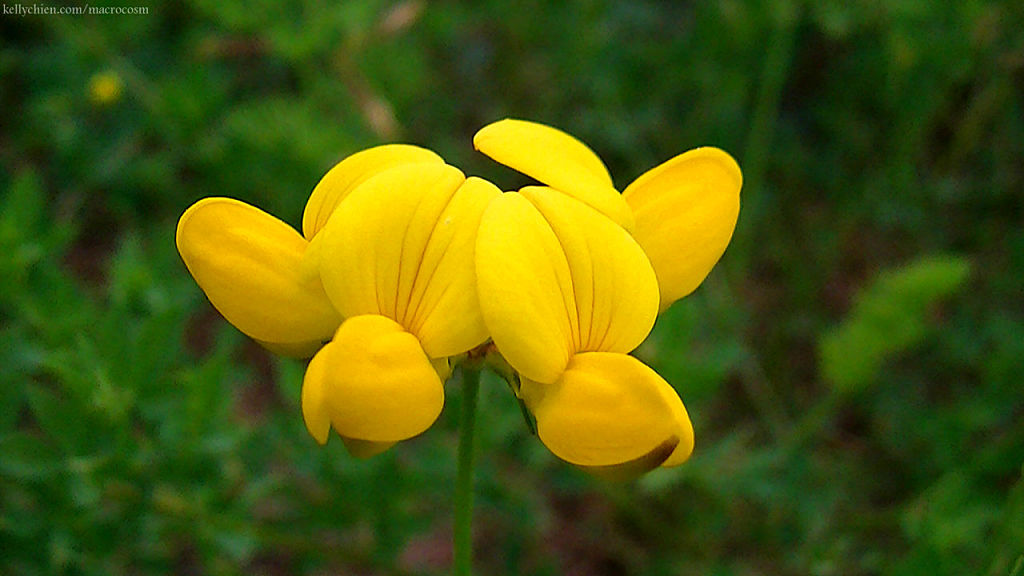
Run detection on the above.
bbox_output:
[575,435,679,482]
[342,437,395,458]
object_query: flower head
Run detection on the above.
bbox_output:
[472,119,743,477]
[177,120,740,477]
[476,187,694,477]
[176,145,500,456]
[301,161,499,455]
[176,144,442,358]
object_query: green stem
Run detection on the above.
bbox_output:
[730,0,799,275]
[453,364,481,576]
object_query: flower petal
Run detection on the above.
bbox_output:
[520,187,658,354]
[176,197,340,357]
[655,374,695,468]
[317,163,493,357]
[622,147,742,311]
[405,176,502,357]
[301,314,444,444]
[476,193,576,384]
[474,119,634,230]
[519,352,694,470]
[301,144,445,239]
[317,163,461,320]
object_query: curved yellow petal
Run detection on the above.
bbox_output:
[520,352,693,471]
[622,147,742,311]
[300,314,444,444]
[317,163,462,320]
[655,371,695,468]
[475,193,575,384]
[301,144,445,239]
[176,197,341,357]
[474,119,634,230]
[404,176,501,357]
[520,187,658,354]
[300,337,333,444]
[317,163,493,357]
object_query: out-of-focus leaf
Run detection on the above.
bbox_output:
[1010,556,1024,576]
[0,171,47,291]
[901,470,997,552]
[994,468,1024,576]
[24,384,87,454]
[0,327,30,433]
[0,432,60,480]
[819,255,971,393]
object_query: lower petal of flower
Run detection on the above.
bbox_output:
[301,314,444,445]
[520,352,694,472]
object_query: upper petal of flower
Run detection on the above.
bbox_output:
[176,197,341,358]
[622,147,742,311]
[317,163,496,358]
[475,193,576,384]
[301,314,444,446]
[474,119,635,230]
[519,352,694,472]
[301,144,445,240]
[476,189,659,383]
[406,177,502,357]
[519,187,659,354]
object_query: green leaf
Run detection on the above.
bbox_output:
[0,170,45,238]
[995,468,1024,576]
[1010,556,1024,576]
[0,328,30,433]
[819,255,971,393]
[0,431,60,480]
[24,384,87,454]
[0,171,46,291]
[901,470,997,555]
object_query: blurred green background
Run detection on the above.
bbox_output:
[2,1,1022,574]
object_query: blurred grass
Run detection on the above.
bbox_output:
[1,1,1023,575]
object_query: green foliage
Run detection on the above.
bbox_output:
[819,255,971,393]
[2,1,1022,575]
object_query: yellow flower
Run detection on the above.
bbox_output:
[302,162,500,455]
[475,118,742,311]
[177,123,737,473]
[179,145,499,456]
[88,71,123,106]
[475,187,694,477]
[176,144,443,358]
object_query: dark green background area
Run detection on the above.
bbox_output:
[1,1,1022,574]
